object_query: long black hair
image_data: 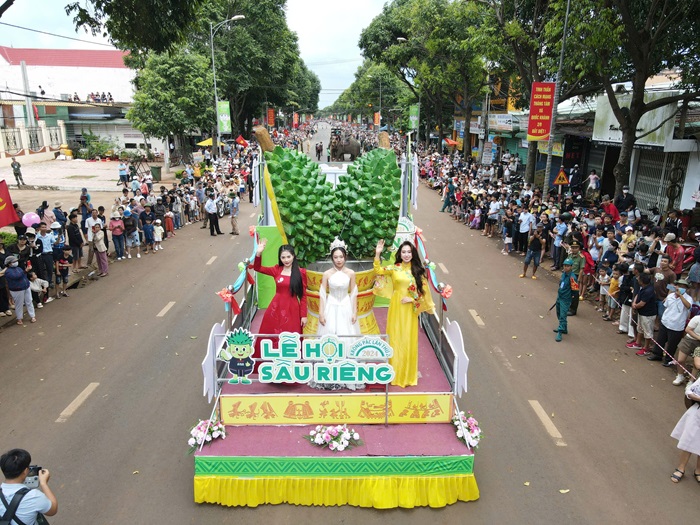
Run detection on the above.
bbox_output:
[278,244,304,300]
[394,241,426,295]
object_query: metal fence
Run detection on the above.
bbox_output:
[1,128,23,154]
[26,126,43,151]
[48,127,61,148]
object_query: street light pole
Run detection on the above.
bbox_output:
[210,15,245,160]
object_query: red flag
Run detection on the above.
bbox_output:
[0,180,20,228]
[235,135,249,148]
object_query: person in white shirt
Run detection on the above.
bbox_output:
[516,207,535,255]
[482,196,501,238]
[650,279,692,366]
[204,194,223,236]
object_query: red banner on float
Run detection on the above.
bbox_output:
[267,107,275,126]
[526,82,555,142]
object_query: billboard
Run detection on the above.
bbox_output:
[592,91,677,148]
[526,82,555,141]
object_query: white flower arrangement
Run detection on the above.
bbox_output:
[303,424,363,452]
[187,418,226,454]
[452,410,483,449]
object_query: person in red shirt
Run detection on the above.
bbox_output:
[601,194,621,223]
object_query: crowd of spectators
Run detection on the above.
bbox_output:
[0,142,260,326]
[419,146,700,387]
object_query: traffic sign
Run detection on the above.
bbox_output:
[553,168,569,186]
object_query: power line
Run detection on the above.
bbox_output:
[0,21,114,48]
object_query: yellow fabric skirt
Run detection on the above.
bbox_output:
[194,474,479,508]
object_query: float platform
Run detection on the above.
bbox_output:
[194,309,479,508]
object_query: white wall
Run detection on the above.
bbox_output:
[68,121,166,152]
[0,62,135,103]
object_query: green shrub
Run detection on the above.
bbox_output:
[0,231,18,246]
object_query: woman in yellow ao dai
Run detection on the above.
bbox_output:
[373,239,435,387]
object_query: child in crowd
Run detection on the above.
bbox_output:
[603,265,621,322]
[164,211,175,238]
[153,219,165,252]
[27,271,49,308]
[596,266,611,311]
[502,209,514,255]
[143,216,155,254]
[469,207,481,229]
[55,246,72,298]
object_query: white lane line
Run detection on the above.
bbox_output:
[157,301,176,317]
[438,262,449,274]
[528,400,567,447]
[56,383,99,423]
[492,345,515,372]
[206,256,217,265]
[249,212,256,217]
[469,309,485,327]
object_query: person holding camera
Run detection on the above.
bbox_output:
[0,448,57,524]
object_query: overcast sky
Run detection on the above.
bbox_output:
[0,0,386,110]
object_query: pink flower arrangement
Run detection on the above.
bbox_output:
[452,410,483,449]
[303,424,363,452]
[440,284,453,299]
[187,418,226,454]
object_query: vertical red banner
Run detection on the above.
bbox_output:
[267,107,275,126]
[0,180,20,228]
[526,82,555,141]
[293,112,299,128]
[374,112,380,126]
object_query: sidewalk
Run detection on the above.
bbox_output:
[1,158,175,192]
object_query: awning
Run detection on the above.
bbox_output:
[197,138,225,147]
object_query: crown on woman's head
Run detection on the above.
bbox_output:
[329,237,347,252]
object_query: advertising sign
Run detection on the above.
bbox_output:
[409,104,420,130]
[592,91,677,148]
[537,141,564,157]
[217,101,231,134]
[488,113,513,132]
[526,82,555,141]
[293,112,299,128]
[374,112,381,126]
[267,107,275,126]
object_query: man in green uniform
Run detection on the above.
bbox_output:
[566,240,585,316]
[554,259,576,342]
[10,157,25,186]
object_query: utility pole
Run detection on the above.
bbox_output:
[543,0,572,196]
[21,60,36,127]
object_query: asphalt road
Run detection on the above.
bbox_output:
[1,159,697,523]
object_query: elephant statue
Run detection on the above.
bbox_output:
[330,137,361,161]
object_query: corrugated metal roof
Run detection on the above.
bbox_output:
[0,46,128,68]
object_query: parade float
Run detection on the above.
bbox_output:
[193,129,479,509]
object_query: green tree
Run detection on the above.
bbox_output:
[126,50,215,143]
[546,0,700,194]
[62,0,207,52]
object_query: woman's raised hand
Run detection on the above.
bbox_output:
[256,237,267,256]
[375,239,385,257]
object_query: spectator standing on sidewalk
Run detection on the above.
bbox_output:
[66,213,85,270]
[632,272,657,356]
[122,209,141,259]
[229,191,240,235]
[515,206,535,255]
[3,255,35,325]
[520,223,545,279]
[109,212,125,260]
[672,316,700,386]
[84,208,100,267]
[648,279,691,364]
[92,223,109,277]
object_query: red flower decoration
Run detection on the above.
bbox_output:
[440,284,453,299]
[248,225,256,237]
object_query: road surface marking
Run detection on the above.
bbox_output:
[492,345,515,372]
[56,383,99,423]
[206,256,217,265]
[469,309,485,327]
[438,262,449,274]
[157,301,176,317]
[528,400,567,447]
[249,212,256,217]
